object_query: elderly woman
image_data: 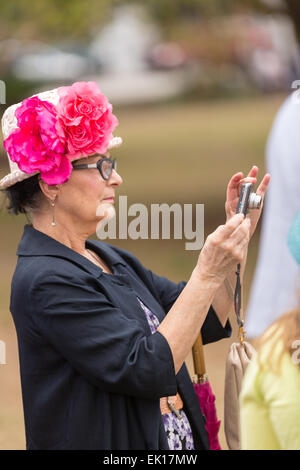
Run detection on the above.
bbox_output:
[1,81,269,450]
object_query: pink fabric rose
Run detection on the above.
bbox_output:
[3,96,71,185]
[56,81,118,159]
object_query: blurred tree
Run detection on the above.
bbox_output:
[0,0,296,45]
[284,0,300,43]
[125,0,270,29]
[0,0,112,42]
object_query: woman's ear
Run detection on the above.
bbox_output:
[38,178,60,201]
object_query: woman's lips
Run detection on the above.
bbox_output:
[103,197,114,202]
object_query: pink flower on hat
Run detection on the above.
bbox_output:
[56,81,118,159]
[1,81,121,188]
[3,96,72,185]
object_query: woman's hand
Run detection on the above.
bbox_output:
[225,166,270,238]
[159,213,250,374]
[194,213,251,286]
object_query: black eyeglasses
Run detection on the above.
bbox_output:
[72,157,117,181]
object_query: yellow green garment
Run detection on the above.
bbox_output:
[240,326,300,450]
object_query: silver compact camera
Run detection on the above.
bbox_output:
[236,182,262,215]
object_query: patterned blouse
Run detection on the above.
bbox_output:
[136,297,195,450]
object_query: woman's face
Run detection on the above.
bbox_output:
[54,152,123,235]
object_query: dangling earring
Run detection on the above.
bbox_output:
[51,198,56,227]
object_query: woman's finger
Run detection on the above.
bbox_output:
[228,217,251,245]
[256,173,271,197]
[217,213,245,239]
[227,172,258,203]
[226,172,244,201]
[238,176,257,192]
[238,166,259,191]
[246,165,258,178]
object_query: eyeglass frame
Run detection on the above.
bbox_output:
[72,156,117,181]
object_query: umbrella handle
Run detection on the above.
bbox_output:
[192,332,207,382]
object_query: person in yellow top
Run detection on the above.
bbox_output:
[240,210,300,450]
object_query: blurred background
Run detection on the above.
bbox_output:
[0,0,299,450]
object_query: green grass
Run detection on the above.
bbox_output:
[114,94,282,205]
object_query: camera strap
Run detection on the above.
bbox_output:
[234,262,245,344]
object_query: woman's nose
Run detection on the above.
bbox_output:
[109,169,123,186]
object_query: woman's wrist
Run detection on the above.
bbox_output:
[191,266,224,292]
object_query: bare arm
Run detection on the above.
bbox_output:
[157,268,219,374]
[158,214,250,374]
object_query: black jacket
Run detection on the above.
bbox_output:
[10,225,231,450]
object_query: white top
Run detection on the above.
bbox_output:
[245,92,300,338]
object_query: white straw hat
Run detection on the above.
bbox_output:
[1,84,122,189]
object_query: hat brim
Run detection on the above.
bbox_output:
[0,136,122,190]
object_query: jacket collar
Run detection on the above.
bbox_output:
[17,224,126,277]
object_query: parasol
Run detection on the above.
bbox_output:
[192,333,221,450]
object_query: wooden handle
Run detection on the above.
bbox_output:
[192,332,206,376]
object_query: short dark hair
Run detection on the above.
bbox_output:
[3,174,42,215]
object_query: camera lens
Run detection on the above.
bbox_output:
[249,193,262,209]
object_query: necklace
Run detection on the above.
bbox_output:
[86,249,112,273]
[86,248,102,265]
